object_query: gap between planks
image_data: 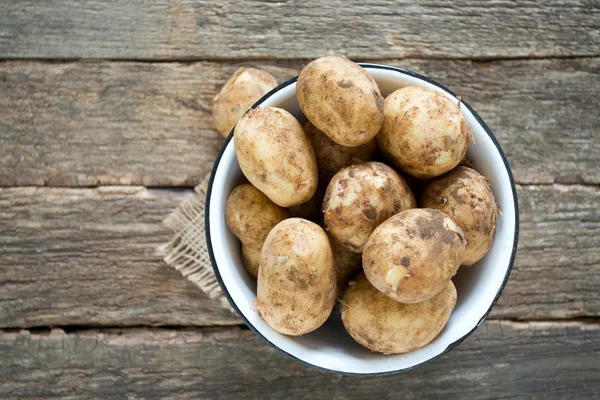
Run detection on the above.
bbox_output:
[0,54,599,64]
[2,318,599,334]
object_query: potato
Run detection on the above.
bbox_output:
[329,233,363,299]
[241,245,261,278]
[212,68,278,137]
[297,56,384,147]
[234,107,318,207]
[255,218,336,335]
[341,274,457,354]
[323,162,416,253]
[378,86,473,178]
[225,184,291,277]
[288,181,327,224]
[363,208,466,303]
[421,166,498,266]
[305,121,378,182]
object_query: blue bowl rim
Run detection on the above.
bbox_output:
[204,63,520,377]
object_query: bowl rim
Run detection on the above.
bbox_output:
[204,63,520,376]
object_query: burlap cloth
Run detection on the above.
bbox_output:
[159,172,234,313]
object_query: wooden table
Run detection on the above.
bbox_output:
[1,1,599,398]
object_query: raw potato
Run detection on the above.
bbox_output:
[289,181,327,224]
[255,218,336,336]
[305,121,378,182]
[225,184,291,277]
[378,86,473,178]
[329,233,363,299]
[297,56,384,147]
[363,208,466,303]
[323,162,416,253]
[212,68,278,137]
[241,245,261,278]
[234,107,318,207]
[421,166,498,266]
[341,274,457,354]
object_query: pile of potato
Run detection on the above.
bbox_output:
[217,56,498,354]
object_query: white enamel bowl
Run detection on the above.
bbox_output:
[205,64,519,376]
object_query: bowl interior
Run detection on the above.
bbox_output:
[207,65,518,375]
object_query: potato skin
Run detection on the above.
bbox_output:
[297,56,384,147]
[212,68,278,137]
[255,218,336,336]
[234,107,318,207]
[363,208,466,303]
[341,274,457,354]
[323,162,416,253]
[328,233,363,299]
[378,86,472,178]
[241,244,261,278]
[305,121,378,182]
[225,184,291,277]
[288,181,327,224]
[421,166,498,266]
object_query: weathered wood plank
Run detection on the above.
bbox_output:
[1,321,599,399]
[0,184,598,328]
[0,60,298,187]
[491,184,600,319]
[1,58,598,186]
[1,1,599,60]
[0,186,239,328]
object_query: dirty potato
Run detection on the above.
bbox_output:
[329,233,363,299]
[421,166,498,266]
[255,218,337,335]
[289,181,327,224]
[241,245,262,278]
[305,121,378,182]
[378,86,472,178]
[234,107,318,207]
[297,56,384,147]
[323,162,416,253]
[225,184,291,277]
[363,208,466,303]
[341,274,457,354]
[212,67,278,137]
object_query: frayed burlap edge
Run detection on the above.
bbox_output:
[158,173,234,313]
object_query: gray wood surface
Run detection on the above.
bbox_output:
[1,58,598,187]
[1,1,599,396]
[1,321,599,399]
[0,186,239,328]
[1,1,599,60]
[1,184,598,328]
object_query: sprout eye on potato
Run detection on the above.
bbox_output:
[297,56,384,147]
[234,106,318,207]
[363,208,466,303]
[212,68,278,137]
[421,166,498,265]
[255,218,337,336]
[323,162,416,253]
[378,86,473,178]
[341,274,457,354]
[225,184,291,277]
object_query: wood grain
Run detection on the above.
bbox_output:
[492,184,600,319]
[1,58,598,187]
[1,321,599,399]
[1,1,599,60]
[0,186,239,328]
[1,184,598,328]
